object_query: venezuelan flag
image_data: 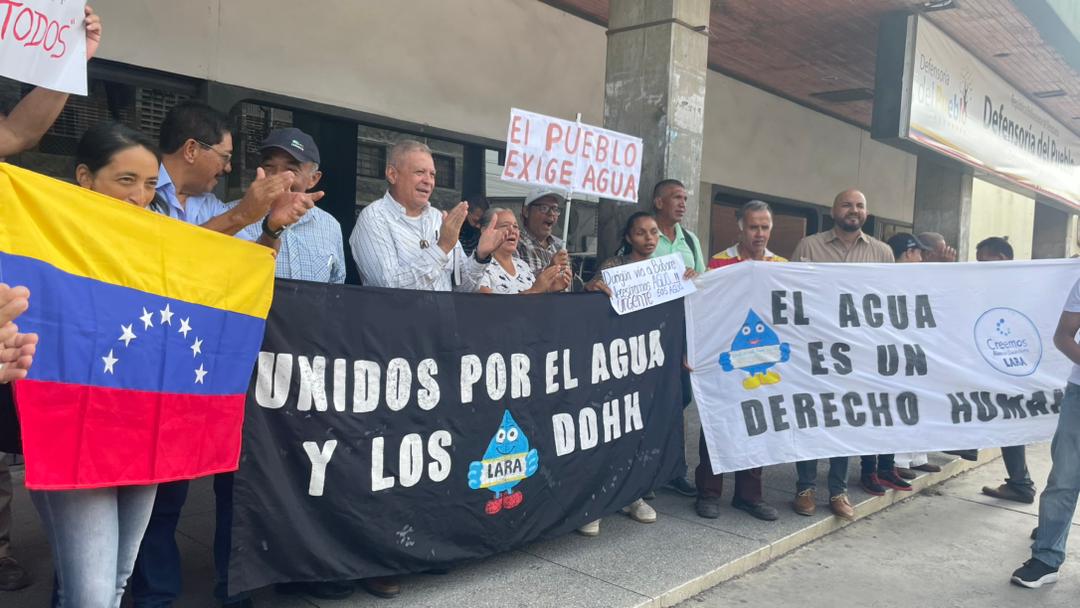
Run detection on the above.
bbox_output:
[0,163,275,489]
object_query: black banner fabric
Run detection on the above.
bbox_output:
[229,281,686,594]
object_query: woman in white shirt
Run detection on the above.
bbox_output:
[477,208,570,295]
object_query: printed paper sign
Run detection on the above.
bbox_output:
[686,259,1078,474]
[602,254,697,315]
[501,108,643,202]
[0,0,88,95]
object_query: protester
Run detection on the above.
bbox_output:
[22,122,161,608]
[460,195,489,256]
[648,179,704,497]
[972,237,1037,505]
[0,5,102,158]
[848,233,931,496]
[695,201,783,521]
[476,208,570,294]
[917,231,958,263]
[235,128,346,283]
[517,188,568,277]
[1010,275,1080,588]
[350,140,504,294]
[0,282,36,594]
[577,211,663,535]
[790,188,893,520]
[133,103,318,608]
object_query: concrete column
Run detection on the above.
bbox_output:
[597,0,710,261]
[912,155,973,260]
[1031,199,1073,259]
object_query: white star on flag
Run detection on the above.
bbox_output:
[118,324,137,347]
[191,337,203,357]
[178,318,192,338]
[194,363,207,384]
[160,303,174,325]
[102,349,118,374]
[139,307,154,330]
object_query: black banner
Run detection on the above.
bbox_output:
[228,281,686,594]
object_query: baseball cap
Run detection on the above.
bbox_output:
[523,187,566,208]
[260,127,320,165]
[887,232,930,259]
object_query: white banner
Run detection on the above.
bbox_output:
[687,259,1078,474]
[602,253,696,315]
[907,16,1080,208]
[0,0,87,95]
[501,108,643,202]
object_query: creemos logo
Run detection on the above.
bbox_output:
[973,308,1042,377]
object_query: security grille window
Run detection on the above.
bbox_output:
[357,143,386,178]
[230,103,294,195]
[433,153,455,189]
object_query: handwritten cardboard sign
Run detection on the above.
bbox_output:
[601,254,697,315]
[501,108,643,202]
[0,0,87,95]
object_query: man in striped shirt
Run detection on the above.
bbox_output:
[349,140,503,291]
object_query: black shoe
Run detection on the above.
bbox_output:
[982,484,1035,504]
[944,449,979,461]
[0,557,30,591]
[860,473,886,496]
[664,477,697,497]
[695,497,721,519]
[358,576,401,599]
[1031,527,1038,540]
[732,497,779,521]
[1011,558,1059,588]
[276,581,354,600]
[221,599,255,608]
[877,469,912,491]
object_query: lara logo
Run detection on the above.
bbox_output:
[973,308,1042,377]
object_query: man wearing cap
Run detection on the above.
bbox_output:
[918,231,959,263]
[789,188,893,521]
[235,128,346,283]
[697,200,783,521]
[350,139,503,292]
[518,188,570,281]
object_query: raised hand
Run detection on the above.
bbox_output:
[85,5,102,60]
[0,329,38,384]
[438,202,469,254]
[234,168,295,226]
[267,190,324,232]
[474,209,508,259]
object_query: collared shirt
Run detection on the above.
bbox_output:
[708,244,787,269]
[791,229,894,264]
[654,223,705,273]
[153,164,231,225]
[234,205,346,284]
[516,230,565,276]
[348,191,487,291]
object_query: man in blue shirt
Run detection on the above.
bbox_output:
[235,128,344,283]
[131,102,319,608]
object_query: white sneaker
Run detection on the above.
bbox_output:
[623,498,657,523]
[577,519,601,536]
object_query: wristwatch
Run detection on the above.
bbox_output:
[261,216,284,240]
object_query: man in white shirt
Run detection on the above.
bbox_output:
[350,140,503,291]
[1010,276,1080,588]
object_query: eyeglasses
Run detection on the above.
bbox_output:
[194,139,233,165]
[530,204,562,215]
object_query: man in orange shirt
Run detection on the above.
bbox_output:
[697,200,784,521]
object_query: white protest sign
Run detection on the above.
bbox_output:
[602,254,697,315]
[501,108,643,202]
[686,259,1079,473]
[0,0,87,95]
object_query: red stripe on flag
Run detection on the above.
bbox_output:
[13,380,245,490]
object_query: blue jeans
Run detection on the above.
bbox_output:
[1001,445,1036,499]
[31,485,157,608]
[796,457,849,497]
[130,480,188,607]
[1033,382,1080,568]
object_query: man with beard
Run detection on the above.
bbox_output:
[789,189,892,521]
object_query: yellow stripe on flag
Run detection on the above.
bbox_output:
[0,163,274,319]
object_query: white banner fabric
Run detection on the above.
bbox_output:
[0,0,87,95]
[686,259,1078,474]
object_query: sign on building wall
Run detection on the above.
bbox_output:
[874,15,1080,209]
[501,108,643,203]
[0,0,88,95]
